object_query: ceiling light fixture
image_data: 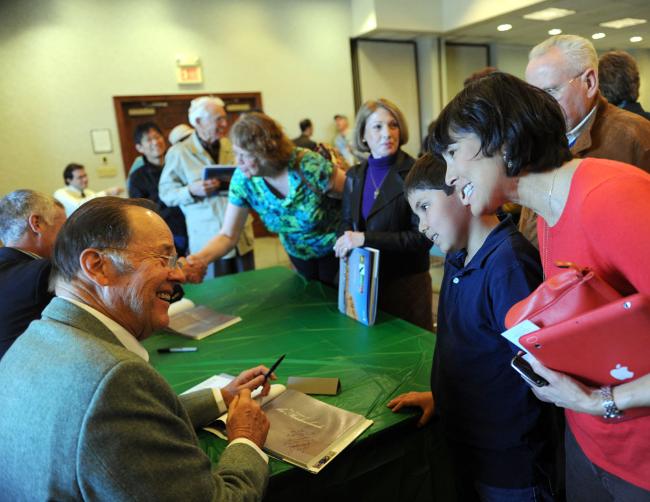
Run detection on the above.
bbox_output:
[630,36,643,43]
[523,8,576,21]
[599,18,647,29]
[592,33,606,40]
[548,28,562,35]
[497,24,513,32]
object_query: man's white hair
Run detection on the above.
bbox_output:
[0,190,62,244]
[188,96,226,127]
[529,34,598,76]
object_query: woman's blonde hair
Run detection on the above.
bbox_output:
[230,112,294,174]
[353,98,409,153]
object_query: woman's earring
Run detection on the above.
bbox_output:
[503,153,513,170]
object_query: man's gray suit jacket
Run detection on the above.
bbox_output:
[0,297,268,501]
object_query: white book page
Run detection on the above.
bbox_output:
[501,320,540,362]
[262,389,370,471]
[168,298,196,317]
[180,373,235,395]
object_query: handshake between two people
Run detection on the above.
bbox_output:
[177,255,209,284]
[221,365,277,448]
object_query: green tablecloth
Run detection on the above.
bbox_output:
[144,267,444,498]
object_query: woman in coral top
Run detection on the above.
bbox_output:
[431,72,650,499]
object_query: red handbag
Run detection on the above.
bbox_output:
[505,262,621,329]
[505,262,650,422]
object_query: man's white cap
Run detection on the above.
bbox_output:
[168,124,194,145]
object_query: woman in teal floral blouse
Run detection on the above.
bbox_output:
[188,112,346,285]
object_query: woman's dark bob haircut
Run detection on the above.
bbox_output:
[430,72,572,176]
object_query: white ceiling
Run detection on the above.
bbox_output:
[444,0,650,49]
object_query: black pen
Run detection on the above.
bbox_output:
[263,354,286,384]
[157,347,198,354]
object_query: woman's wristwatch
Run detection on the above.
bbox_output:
[599,385,623,419]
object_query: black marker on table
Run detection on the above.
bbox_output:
[263,354,286,384]
[157,347,198,354]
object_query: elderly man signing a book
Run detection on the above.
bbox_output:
[0,197,275,501]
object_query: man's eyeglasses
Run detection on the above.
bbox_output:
[98,247,183,270]
[543,71,585,100]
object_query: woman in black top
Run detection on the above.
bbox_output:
[334,98,433,330]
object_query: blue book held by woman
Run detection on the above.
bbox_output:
[338,247,380,325]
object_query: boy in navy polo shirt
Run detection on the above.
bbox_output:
[388,154,554,501]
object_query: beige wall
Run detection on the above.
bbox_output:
[357,41,421,157]
[0,0,355,196]
[444,44,489,102]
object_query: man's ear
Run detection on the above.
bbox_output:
[27,213,44,235]
[584,68,599,99]
[78,249,112,287]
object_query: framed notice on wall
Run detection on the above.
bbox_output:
[90,129,113,153]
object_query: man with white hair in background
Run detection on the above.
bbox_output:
[0,190,66,359]
[160,96,254,276]
[519,34,650,246]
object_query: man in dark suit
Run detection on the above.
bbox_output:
[0,197,271,500]
[0,189,66,359]
[292,118,318,150]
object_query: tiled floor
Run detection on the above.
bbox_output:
[254,236,444,327]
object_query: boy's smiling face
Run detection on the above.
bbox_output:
[408,187,471,254]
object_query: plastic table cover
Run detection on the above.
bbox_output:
[144,266,436,481]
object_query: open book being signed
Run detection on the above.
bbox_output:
[183,375,373,473]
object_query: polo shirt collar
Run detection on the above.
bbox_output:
[446,215,517,274]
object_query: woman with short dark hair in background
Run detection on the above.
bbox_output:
[434,71,650,499]
[188,112,346,286]
[334,99,433,330]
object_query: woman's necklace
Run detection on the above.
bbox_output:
[547,169,559,219]
[543,169,560,276]
[368,169,381,199]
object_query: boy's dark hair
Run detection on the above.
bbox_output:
[133,122,163,145]
[299,119,312,132]
[431,72,572,177]
[63,163,84,184]
[404,153,455,197]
